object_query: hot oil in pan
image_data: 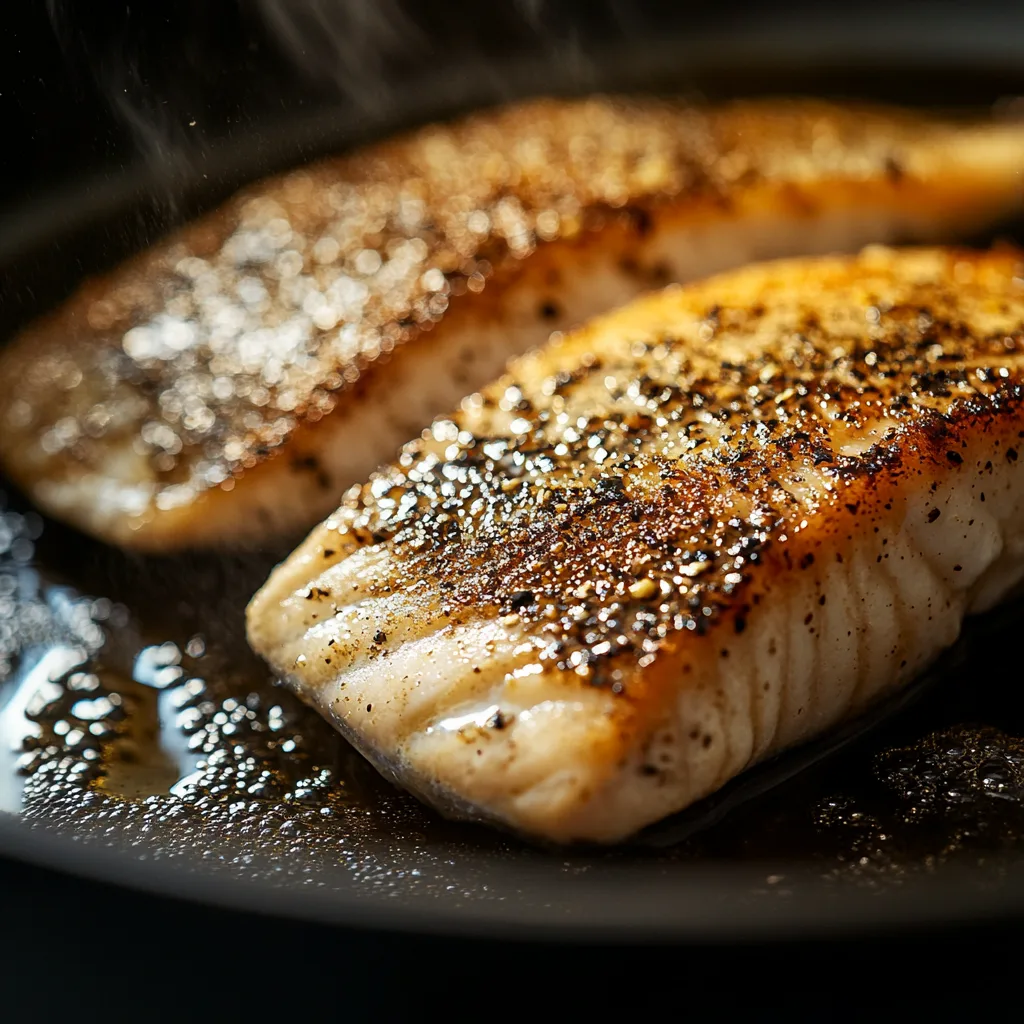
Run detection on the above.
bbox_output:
[0,493,529,886]
[3,483,1024,892]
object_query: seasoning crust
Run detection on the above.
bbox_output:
[4,97,1024,548]
[248,247,1024,841]
[279,244,1024,687]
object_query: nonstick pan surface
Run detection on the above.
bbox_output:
[5,25,1024,941]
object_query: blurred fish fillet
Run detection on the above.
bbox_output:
[3,98,1024,550]
[248,246,1024,843]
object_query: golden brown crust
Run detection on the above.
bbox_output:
[0,96,1005,538]
[308,246,1024,722]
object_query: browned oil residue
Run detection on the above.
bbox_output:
[4,488,1024,897]
[814,727,1024,886]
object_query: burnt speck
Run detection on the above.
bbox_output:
[509,591,535,611]
[927,508,941,523]
[626,206,653,237]
[373,630,387,644]
[595,476,625,496]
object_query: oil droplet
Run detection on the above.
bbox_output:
[0,646,86,812]
[133,643,183,689]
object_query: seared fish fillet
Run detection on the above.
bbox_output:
[248,246,1024,843]
[4,99,1024,550]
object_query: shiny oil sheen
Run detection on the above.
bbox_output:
[2,484,1024,897]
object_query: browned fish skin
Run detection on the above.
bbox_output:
[3,97,1024,549]
[248,247,1024,843]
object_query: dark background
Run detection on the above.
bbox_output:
[4,1,719,206]
[9,0,1024,208]
[4,1,1024,1016]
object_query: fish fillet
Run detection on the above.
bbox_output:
[3,98,1024,550]
[248,246,1024,844]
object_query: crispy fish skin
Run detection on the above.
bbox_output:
[4,99,1024,550]
[248,247,1024,843]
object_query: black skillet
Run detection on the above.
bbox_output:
[4,3,1024,942]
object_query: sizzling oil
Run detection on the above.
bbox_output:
[3,483,1024,898]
